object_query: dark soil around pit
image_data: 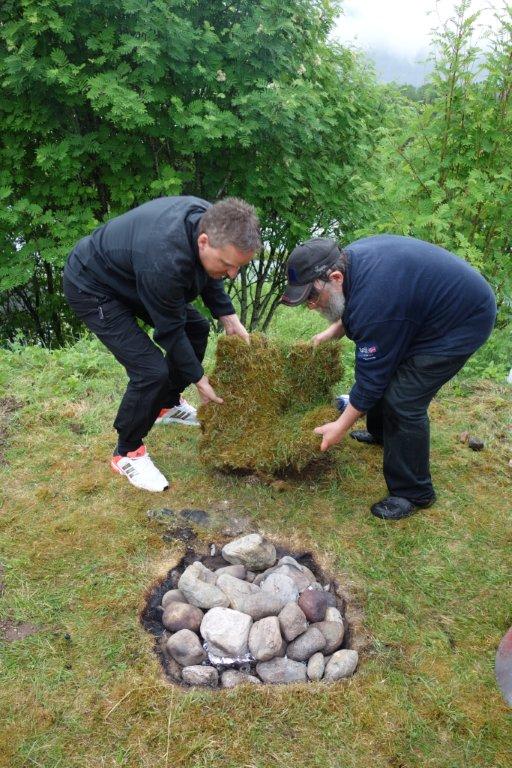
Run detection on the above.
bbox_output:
[140,541,366,688]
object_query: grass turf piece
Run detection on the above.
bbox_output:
[197,333,342,475]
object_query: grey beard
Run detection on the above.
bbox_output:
[319,289,345,323]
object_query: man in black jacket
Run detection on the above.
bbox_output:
[281,235,496,520]
[64,196,261,492]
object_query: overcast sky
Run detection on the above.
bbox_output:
[332,0,501,59]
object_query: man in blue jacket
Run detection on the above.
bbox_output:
[64,196,261,493]
[281,235,497,520]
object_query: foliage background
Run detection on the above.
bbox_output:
[0,0,385,342]
[357,0,512,318]
[0,0,510,352]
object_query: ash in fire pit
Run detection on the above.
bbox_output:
[141,534,360,688]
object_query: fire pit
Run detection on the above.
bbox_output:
[141,534,361,688]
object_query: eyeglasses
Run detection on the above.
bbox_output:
[306,279,327,307]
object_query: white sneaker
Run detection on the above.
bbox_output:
[111,446,169,492]
[154,399,199,427]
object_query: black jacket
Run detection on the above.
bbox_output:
[64,196,235,383]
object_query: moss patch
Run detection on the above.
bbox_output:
[198,334,342,475]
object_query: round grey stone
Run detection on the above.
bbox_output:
[277,556,316,583]
[200,607,253,658]
[274,564,315,592]
[325,607,344,623]
[221,534,277,571]
[162,602,204,633]
[161,589,187,608]
[166,629,206,666]
[311,620,345,654]
[282,568,315,593]
[324,649,359,681]
[253,562,314,592]
[216,573,260,606]
[261,573,299,608]
[255,557,316,591]
[178,561,229,609]
[278,602,308,642]
[215,564,246,580]
[256,657,307,684]
[180,561,217,585]
[221,670,262,688]
[287,626,327,661]
[182,665,218,687]
[248,616,283,662]
[307,652,325,681]
[229,592,283,620]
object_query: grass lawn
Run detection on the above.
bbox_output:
[0,307,511,768]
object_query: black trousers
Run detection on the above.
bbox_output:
[365,353,471,504]
[63,276,210,454]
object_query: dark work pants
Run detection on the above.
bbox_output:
[365,353,471,504]
[63,276,210,454]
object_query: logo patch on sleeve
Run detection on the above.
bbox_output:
[357,342,378,361]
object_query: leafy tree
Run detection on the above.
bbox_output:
[0,0,383,344]
[358,0,512,320]
[398,82,436,103]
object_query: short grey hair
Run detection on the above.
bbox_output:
[327,249,349,276]
[199,197,262,252]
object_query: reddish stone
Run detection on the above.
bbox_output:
[298,589,329,623]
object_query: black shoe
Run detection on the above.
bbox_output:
[370,495,436,521]
[350,429,383,445]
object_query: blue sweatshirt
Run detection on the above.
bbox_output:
[342,235,497,412]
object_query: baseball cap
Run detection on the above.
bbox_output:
[280,238,342,306]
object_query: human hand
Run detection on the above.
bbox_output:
[314,420,346,451]
[195,375,224,405]
[312,320,345,347]
[312,328,334,347]
[219,314,250,343]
